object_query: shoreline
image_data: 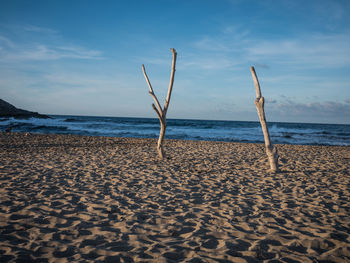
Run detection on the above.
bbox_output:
[2,131,350,147]
[2,115,350,147]
[1,133,349,262]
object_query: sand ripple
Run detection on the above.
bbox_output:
[0,133,349,262]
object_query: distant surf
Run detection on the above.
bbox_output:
[1,115,349,146]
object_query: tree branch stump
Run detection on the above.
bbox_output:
[142,48,177,159]
[251,66,279,172]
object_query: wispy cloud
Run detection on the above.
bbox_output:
[1,44,102,61]
[0,25,102,62]
[193,36,232,52]
[193,25,250,54]
[191,26,350,70]
[267,97,350,123]
[138,56,170,66]
[0,35,15,48]
[246,33,350,68]
[42,72,131,90]
[180,55,238,70]
[22,25,57,34]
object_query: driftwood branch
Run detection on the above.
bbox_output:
[142,48,177,159]
[164,48,177,115]
[142,64,162,113]
[152,104,162,120]
[251,66,279,172]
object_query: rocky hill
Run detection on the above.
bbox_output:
[0,99,49,119]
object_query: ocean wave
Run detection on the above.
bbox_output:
[1,116,349,146]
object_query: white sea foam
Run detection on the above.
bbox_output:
[1,116,349,146]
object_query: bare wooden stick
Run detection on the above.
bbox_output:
[142,48,177,159]
[164,48,177,115]
[250,66,279,172]
[142,64,162,114]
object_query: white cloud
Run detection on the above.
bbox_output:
[193,36,231,52]
[191,26,350,70]
[139,57,170,66]
[267,98,350,124]
[22,25,57,34]
[42,72,133,90]
[179,55,237,70]
[0,35,16,50]
[246,33,350,68]
[0,25,102,62]
[1,44,102,61]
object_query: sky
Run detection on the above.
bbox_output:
[0,0,349,124]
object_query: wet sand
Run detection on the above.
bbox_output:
[0,132,349,262]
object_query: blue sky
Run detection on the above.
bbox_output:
[0,0,349,124]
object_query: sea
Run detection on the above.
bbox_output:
[1,115,350,146]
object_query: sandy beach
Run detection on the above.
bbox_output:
[0,132,349,262]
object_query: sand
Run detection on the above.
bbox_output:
[0,132,349,262]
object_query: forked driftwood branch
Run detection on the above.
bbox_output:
[250,66,279,172]
[142,48,177,159]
